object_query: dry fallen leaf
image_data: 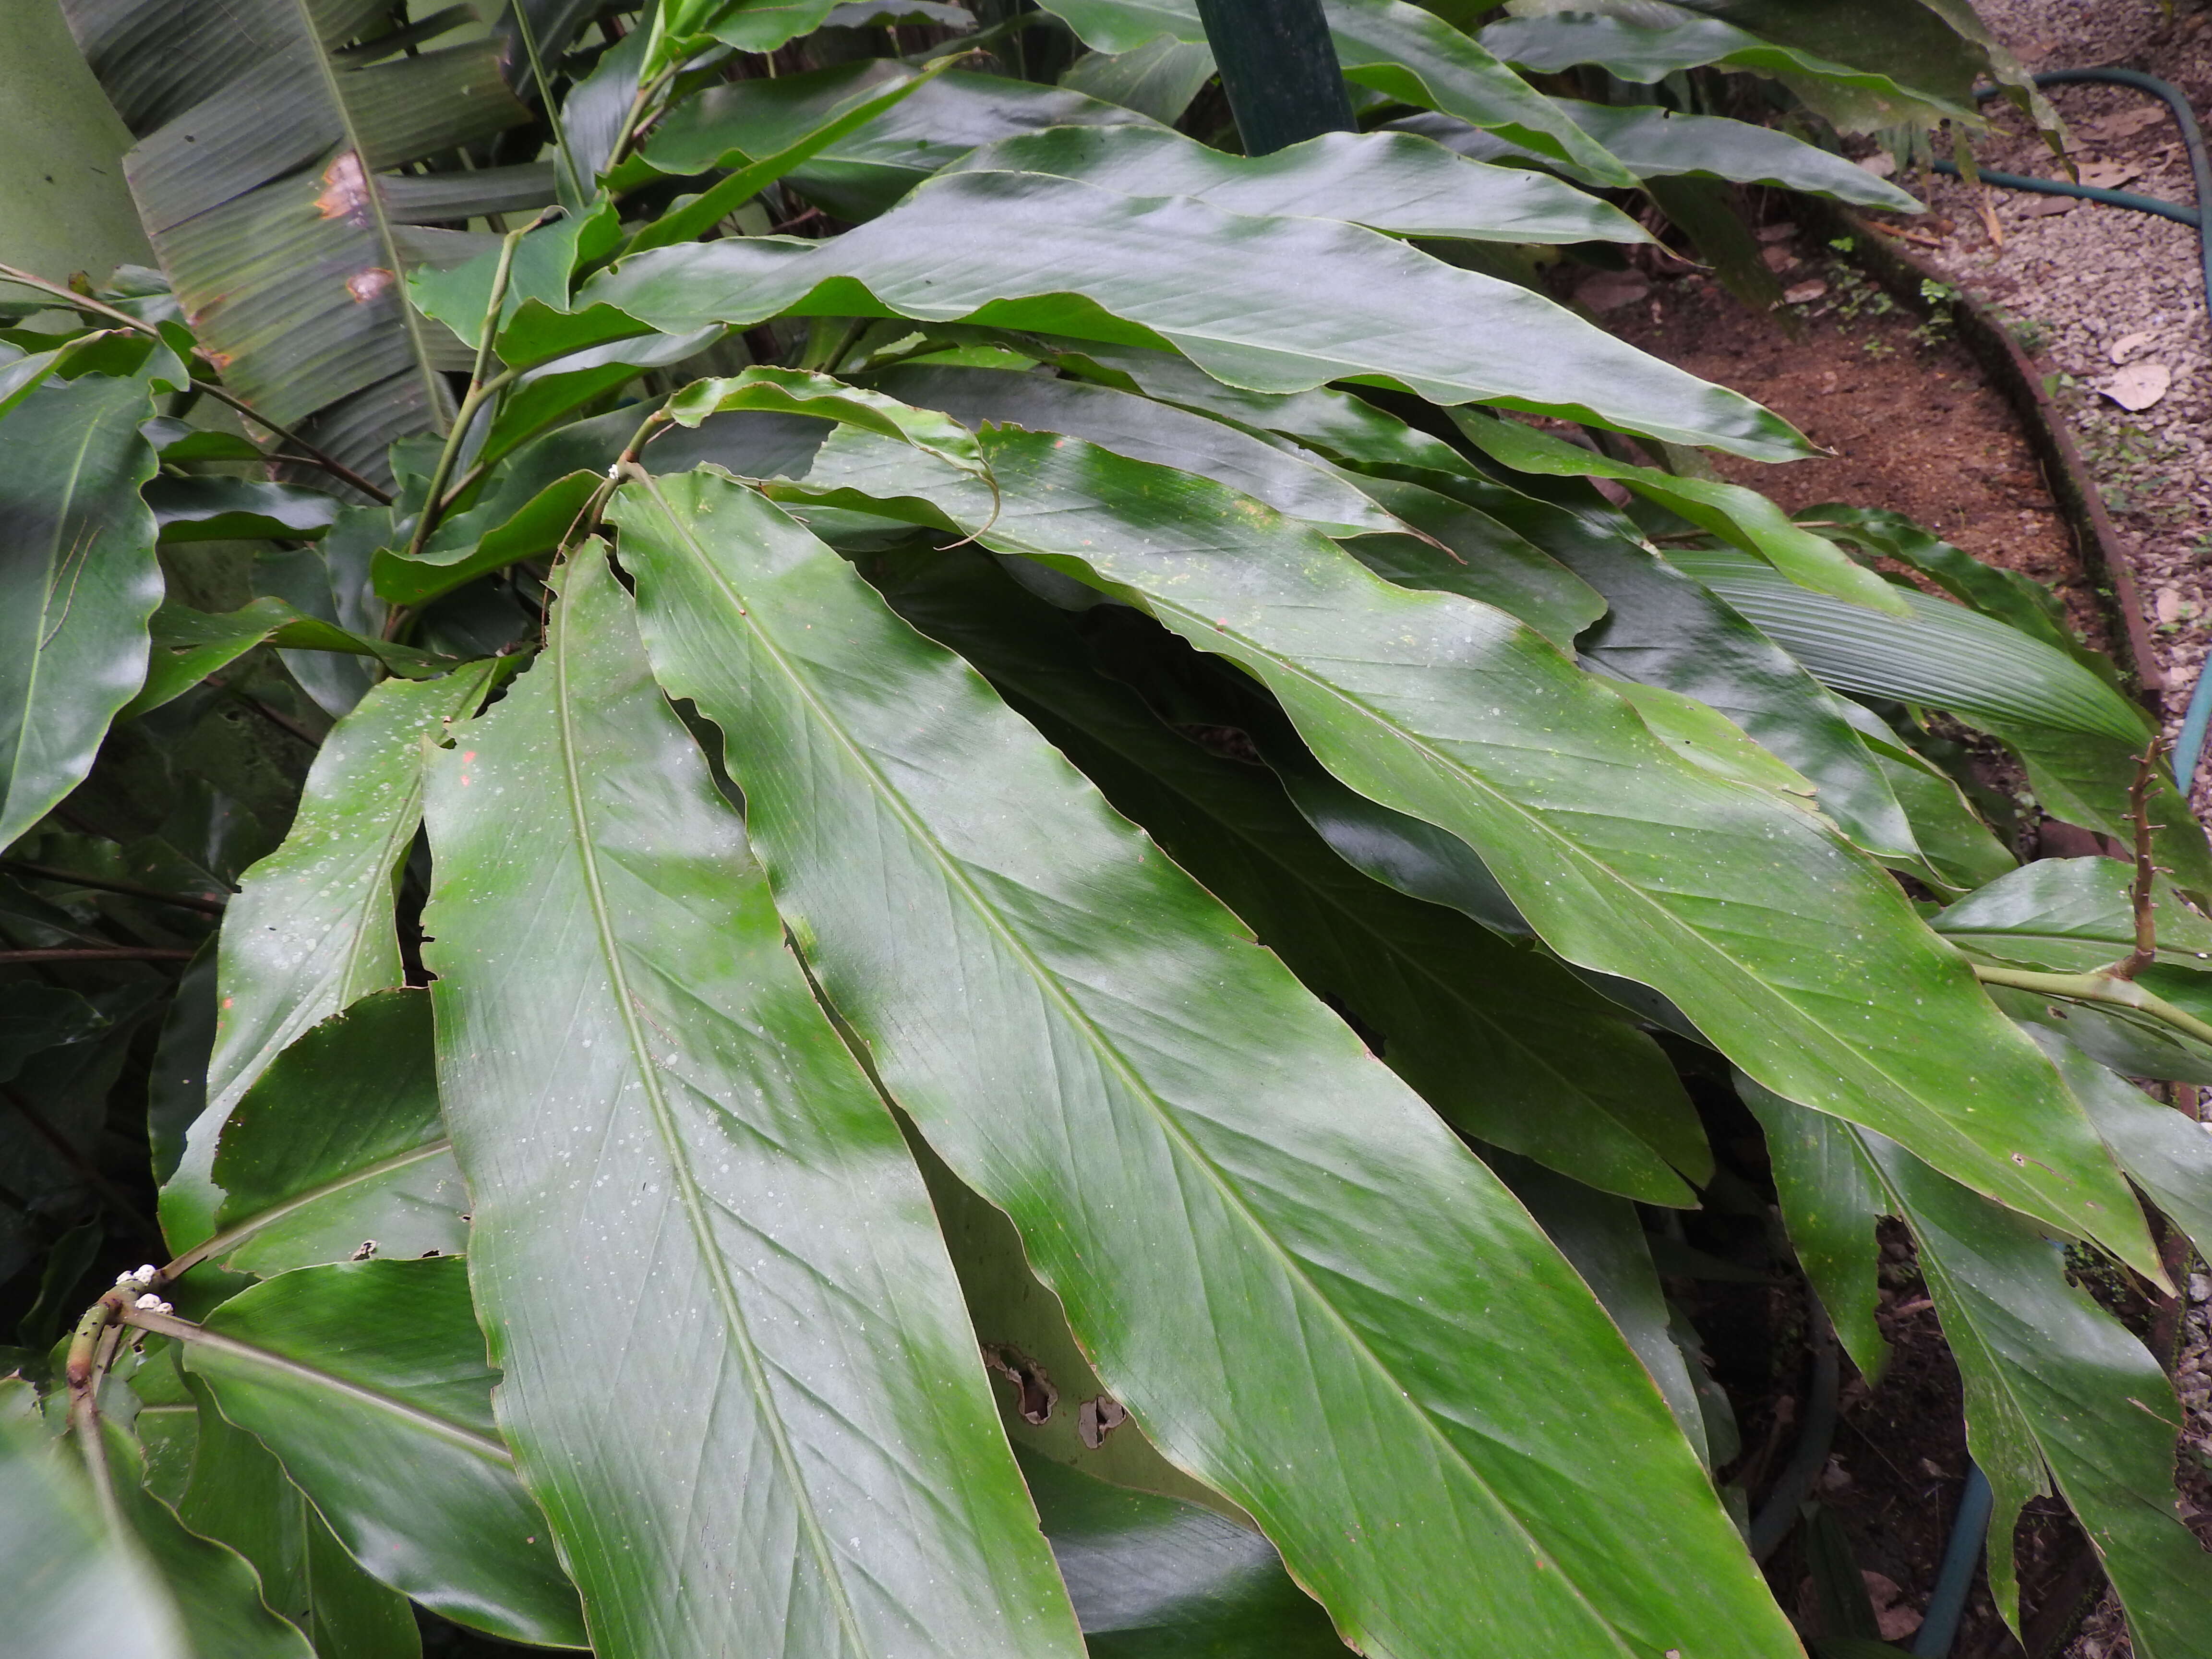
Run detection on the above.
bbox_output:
[1783,279,1828,305]
[2101,361,2172,411]
[2109,330,2158,363]
[1577,270,1651,313]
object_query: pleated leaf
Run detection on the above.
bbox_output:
[610,464,1803,1659]
[0,362,164,853]
[1745,1083,2212,1657]
[162,662,501,1250]
[874,546,1710,1203]
[178,1259,586,1647]
[759,421,2153,1265]
[578,170,1813,460]
[420,542,1084,1659]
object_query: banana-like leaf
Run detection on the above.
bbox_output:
[175,1378,421,1659]
[1392,100,1923,210]
[59,1,547,484]
[757,421,2153,1262]
[949,125,1650,243]
[875,546,1710,1203]
[1745,1082,2212,1653]
[2028,1028,2212,1264]
[174,1259,586,1647]
[0,362,164,853]
[1455,410,1907,614]
[1034,0,1635,185]
[190,989,465,1278]
[162,663,502,1250]
[612,463,1815,1659]
[144,478,338,543]
[421,542,1084,1659]
[1668,547,2212,895]
[1058,37,1218,123]
[1477,9,1973,123]
[580,172,1813,460]
[642,62,1155,222]
[864,364,1396,537]
[1017,1451,1350,1656]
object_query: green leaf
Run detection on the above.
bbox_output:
[1395,99,1924,210]
[0,365,162,852]
[950,125,1650,244]
[1752,1072,1890,1380]
[666,364,989,481]
[875,546,1709,1203]
[162,663,502,1250]
[642,61,1155,223]
[864,364,1398,537]
[1058,37,1217,124]
[1668,547,2212,895]
[1454,409,1909,615]
[759,421,2153,1264]
[1018,1451,1351,1656]
[421,542,1084,1659]
[2028,1028,2212,1265]
[473,323,724,471]
[1034,0,1637,185]
[144,477,339,544]
[1745,1083,2212,1652]
[1932,856,2212,976]
[61,2,545,483]
[188,989,464,1278]
[176,1377,421,1659]
[120,600,450,722]
[582,172,1814,461]
[1477,10,1971,121]
[629,54,962,252]
[611,464,1804,1659]
[180,1258,585,1647]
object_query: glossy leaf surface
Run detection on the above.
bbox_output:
[876,547,1708,1203]
[164,663,501,1250]
[1931,857,2212,974]
[0,366,162,852]
[613,464,1802,1659]
[422,543,1082,1659]
[2027,1029,2212,1262]
[181,1258,585,1647]
[581,171,1813,460]
[198,989,464,1278]
[765,422,2152,1262]
[951,124,1647,243]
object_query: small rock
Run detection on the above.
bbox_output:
[1578,270,1650,313]
[1856,152,1897,178]
[2015,193,2078,218]
[2189,1272,2211,1303]
[1818,1455,1852,1492]
[2110,330,2158,363]
[2102,361,2173,410]
[1784,279,1828,306]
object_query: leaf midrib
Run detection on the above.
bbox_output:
[545,560,870,1659]
[204,1137,453,1264]
[630,472,1634,1654]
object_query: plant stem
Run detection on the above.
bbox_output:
[1972,962,2212,1048]
[0,947,196,964]
[0,262,394,505]
[1,1086,164,1240]
[401,222,537,566]
[2107,744,2164,981]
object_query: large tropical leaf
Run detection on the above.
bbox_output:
[609,462,1816,1659]
[165,1259,586,1646]
[0,357,165,852]
[947,124,1649,244]
[58,0,551,484]
[875,546,1710,1203]
[1747,1083,2212,1656]
[747,419,2153,1261]
[579,172,1812,459]
[420,542,1084,1659]
[162,663,501,1249]
[1669,547,2212,894]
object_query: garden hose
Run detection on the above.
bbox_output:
[1929,70,2212,794]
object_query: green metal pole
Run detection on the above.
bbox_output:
[1192,0,1355,154]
